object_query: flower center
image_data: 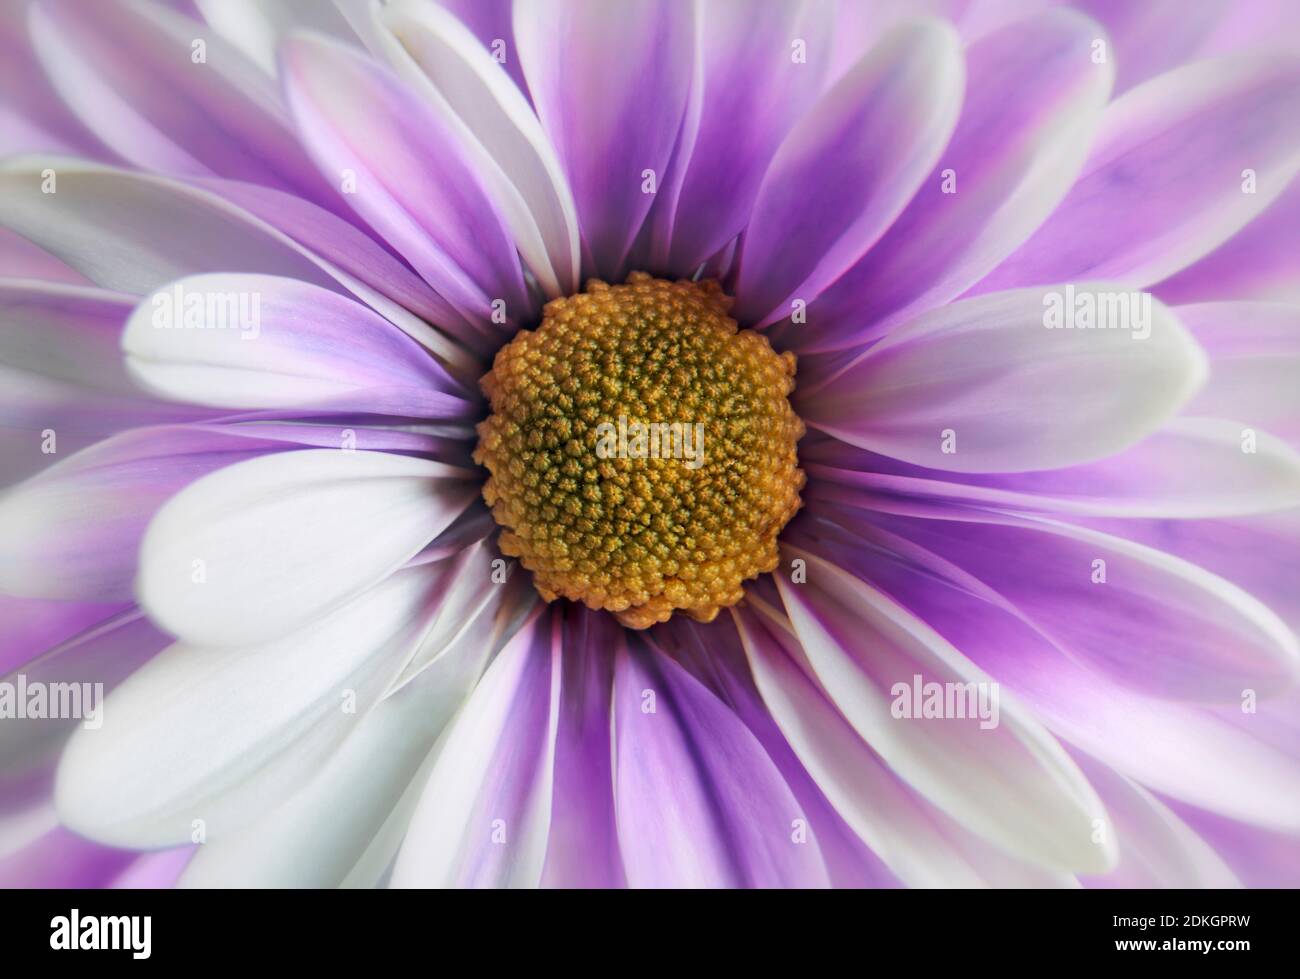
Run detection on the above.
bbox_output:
[475,272,805,629]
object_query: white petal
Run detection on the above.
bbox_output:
[391,609,560,888]
[374,0,579,296]
[776,547,1116,874]
[137,448,476,646]
[56,566,452,848]
[800,285,1208,473]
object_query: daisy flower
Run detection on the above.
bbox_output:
[2,0,1299,889]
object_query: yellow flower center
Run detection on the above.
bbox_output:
[474,272,805,629]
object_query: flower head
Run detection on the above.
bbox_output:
[1,0,1299,889]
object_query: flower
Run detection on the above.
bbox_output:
[1,0,1299,889]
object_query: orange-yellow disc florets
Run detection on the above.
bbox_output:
[474,272,805,629]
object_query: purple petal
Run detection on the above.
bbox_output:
[612,639,830,887]
[281,32,530,325]
[1176,301,1300,443]
[0,422,447,603]
[539,608,626,888]
[660,0,832,273]
[122,273,470,417]
[514,0,694,278]
[805,417,1300,518]
[29,0,336,207]
[1155,176,1300,305]
[787,9,1114,352]
[774,539,1114,873]
[734,18,963,328]
[796,505,1300,830]
[973,54,1300,293]
[392,608,560,887]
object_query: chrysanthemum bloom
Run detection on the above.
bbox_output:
[1,0,1299,888]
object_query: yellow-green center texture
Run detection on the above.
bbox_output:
[474,272,806,629]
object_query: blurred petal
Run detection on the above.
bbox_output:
[790,9,1113,351]
[799,286,1207,473]
[775,545,1115,873]
[56,565,458,848]
[735,19,963,327]
[975,55,1300,292]
[1155,176,1300,305]
[1176,302,1300,443]
[30,0,335,206]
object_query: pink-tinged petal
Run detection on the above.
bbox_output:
[1,611,169,804]
[437,0,527,94]
[196,177,474,333]
[788,9,1113,352]
[57,566,460,848]
[0,163,479,374]
[514,0,694,278]
[0,824,136,888]
[815,507,1300,702]
[1070,0,1232,93]
[774,543,1114,874]
[0,279,210,443]
[1175,302,1300,443]
[612,639,831,888]
[122,273,470,417]
[392,608,560,888]
[0,596,127,675]
[1070,752,1237,888]
[805,417,1300,518]
[109,846,194,888]
[540,608,626,888]
[734,19,963,328]
[195,0,361,75]
[975,55,1300,293]
[0,229,89,284]
[29,0,336,207]
[0,422,437,603]
[799,508,1300,831]
[0,163,333,294]
[374,0,580,297]
[1082,508,1300,635]
[660,0,832,273]
[664,617,899,888]
[1155,176,1300,306]
[734,605,1070,887]
[828,0,973,83]
[181,560,529,888]
[1170,801,1300,887]
[0,2,109,158]
[137,448,477,646]
[281,33,530,327]
[799,286,1206,473]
